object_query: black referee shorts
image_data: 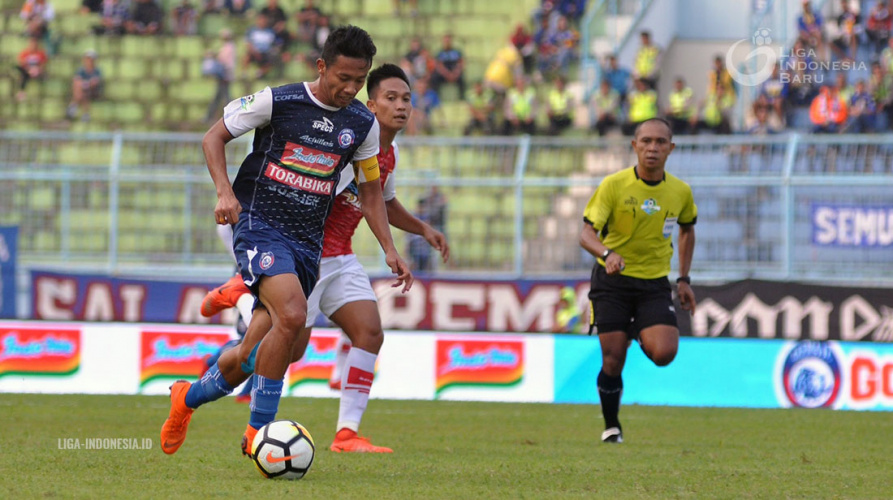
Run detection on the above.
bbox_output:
[587,265,677,337]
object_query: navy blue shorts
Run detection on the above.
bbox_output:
[232,216,320,300]
[587,265,677,337]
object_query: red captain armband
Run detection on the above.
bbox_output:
[355,157,380,183]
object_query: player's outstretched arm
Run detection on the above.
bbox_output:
[385,197,450,263]
[676,224,697,313]
[357,179,413,292]
[202,119,241,226]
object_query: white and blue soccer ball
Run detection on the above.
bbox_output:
[251,420,315,480]
[753,28,772,46]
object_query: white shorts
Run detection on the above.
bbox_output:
[305,254,376,327]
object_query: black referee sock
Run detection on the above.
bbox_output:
[597,370,623,430]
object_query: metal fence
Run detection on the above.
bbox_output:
[1,131,892,286]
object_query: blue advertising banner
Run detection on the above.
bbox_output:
[553,337,893,410]
[812,203,893,247]
[29,270,228,324]
[0,227,18,318]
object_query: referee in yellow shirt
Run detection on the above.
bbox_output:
[580,117,697,444]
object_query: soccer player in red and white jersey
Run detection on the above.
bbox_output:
[294,63,449,453]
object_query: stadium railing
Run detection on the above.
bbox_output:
[1,131,892,287]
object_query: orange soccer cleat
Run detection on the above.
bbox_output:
[201,274,250,317]
[329,428,393,453]
[241,424,259,458]
[160,380,194,455]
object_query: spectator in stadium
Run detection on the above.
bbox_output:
[81,0,102,14]
[707,54,735,98]
[203,28,235,123]
[546,75,574,135]
[866,0,892,55]
[270,14,294,76]
[408,186,447,272]
[831,0,861,61]
[847,79,877,133]
[551,286,582,334]
[539,15,578,79]
[633,30,660,89]
[797,0,825,53]
[510,24,536,75]
[809,85,848,133]
[665,77,695,135]
[14,35,47,102]
[20,0,54,39]
[621,77,657,135]
[880,37,893,73]
[869,61,892,130]
[223,0,250,17]
[590,78,621,136]
[503,76,537,135]
[401,36,433,84]
[580,117,697,444]
[407,77,440,135]
[93,0,129,35]
[430,33,466,100]
[692,84,735,134]
[170,0,196,35]
[759,65,788,126]
[601,54,631,104]
[464,80,495,135]
[784,38,820,108]
[557,0,586,25]
[295,0,323,45]
[243,13,276,78]
[126,0,163,35]
[66,50,102,121]
[258,0,286,27]
[296,14,330,72]
[835,72,853,103]
[483,43,522,97]
[744,95,781,135]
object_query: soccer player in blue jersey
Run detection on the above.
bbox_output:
[160,25,413,457]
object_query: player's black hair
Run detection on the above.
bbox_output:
[320,25,377,67]
[367,63,411,98]
[633,117,673,140]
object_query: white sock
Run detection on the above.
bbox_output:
[337,347,376,433]
[329,332,352,387]
[235,294,254,326]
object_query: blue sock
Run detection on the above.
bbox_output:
[248,375,283,430]
[184,363,234,409]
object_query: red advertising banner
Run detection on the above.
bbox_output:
[434,338,525,397]
[0,325,81,378]
[140,330,231,387]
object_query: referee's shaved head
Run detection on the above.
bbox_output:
[634,117,673,140]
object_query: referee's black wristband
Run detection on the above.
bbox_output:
[676,276,691,284]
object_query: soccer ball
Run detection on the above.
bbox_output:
[250,420,316,480]
[752,28,772,46]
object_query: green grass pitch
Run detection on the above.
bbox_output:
[1,394,890,499]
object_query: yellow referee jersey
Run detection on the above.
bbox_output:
[583,166,697,279]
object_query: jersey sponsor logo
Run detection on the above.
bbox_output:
[312,116,334,133]
[259,252,274,270]
[273,93,301,102]
[264,163,335,195]
[280,143,340,176]
[641,198,661,215]
[239,94,255,110]
[624,196,638,206]
[299,134,334,149]
[779,341,842,408]
[338,128,355,148]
